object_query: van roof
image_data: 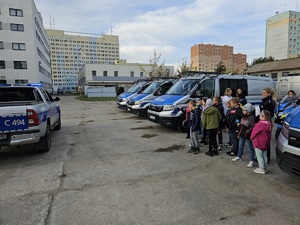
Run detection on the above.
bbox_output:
[180,74,272,81]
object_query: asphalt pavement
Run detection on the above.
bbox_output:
[0,96,299,225]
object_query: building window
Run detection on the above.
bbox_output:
[140,72,144,77]
[10,23,24,31]
[14,61,27,69]
[0,61,5,69]
[12,43,26,50]
[9,8,23,17]
[103,71,107,76]
[92,70,96,76]
[0,41,3,49]
[114,71,118,77]
[15,79,28,84]
[130,71,134,77]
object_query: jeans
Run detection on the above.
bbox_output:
[190,127,199,149]
[238,137,255,161]
[229,130,239,154]
[255,148,268,170]
[207,129,218,152]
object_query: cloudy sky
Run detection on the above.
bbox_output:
[35,0,300,67]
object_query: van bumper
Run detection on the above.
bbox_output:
[148,110,179,128]
[276,133,300,177]
[127,105,144,116]
[117,101,127,110]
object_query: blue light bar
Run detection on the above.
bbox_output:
[27,83,43,87]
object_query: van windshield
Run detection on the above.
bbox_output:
[128,83,146,93]
[142,81,161,94]
[126,84,138,93]
[167,79,199,95]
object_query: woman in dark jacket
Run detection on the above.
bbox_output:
[237,89,247,106]
[259,87,276,163]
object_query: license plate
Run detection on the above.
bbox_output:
[0,134,7,140]
[149,115,156,120]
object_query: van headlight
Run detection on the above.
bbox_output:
[123,98,129,102]
[281,121,290,139]
[135,100,142,105]
[163,105,175,111]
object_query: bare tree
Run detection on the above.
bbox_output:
[139,50,169,80]
[177,57,191,75]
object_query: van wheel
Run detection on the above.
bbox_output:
[54,114,61,130]
[177,115,187,133]
[144,108,149,119]
[275,127,281,141]
[35,124,51,152]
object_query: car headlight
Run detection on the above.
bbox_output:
[281,121,290,139]
[135,100,142,105]
[163,105,175,111]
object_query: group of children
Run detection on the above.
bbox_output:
[186,94,273,175]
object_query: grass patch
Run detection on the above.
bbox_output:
[141,134,157,138]
[155,144,185,153]
[76,96,116,101]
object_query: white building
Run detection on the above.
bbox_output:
[0,0,52,91]
[46,29,119,93]
[266,11,300,60]
[78,60,174,89]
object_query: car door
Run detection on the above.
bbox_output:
[40,89,57,128]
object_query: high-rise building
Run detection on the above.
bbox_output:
[0,0,52,91]
[190,44,247,73]
[265,11,300,60]
[46,29,119,92]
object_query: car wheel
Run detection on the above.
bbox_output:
[177,115,187,133]
[54,114,61,130]
[35,123,51,152]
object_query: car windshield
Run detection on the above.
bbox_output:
[167,79,199,95]
[142,82,161,94]
[128,83,146,93]
[126,84,138,93]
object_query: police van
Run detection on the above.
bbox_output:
[126,78,176,118]
[148,74,273,132]
[116,81,151,110]
[0,84,61,152]
[276,105,300,177]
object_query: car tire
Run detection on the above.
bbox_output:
[144,108,149,119]
[54,114,61,130]
[177,115,187,133]
[275,127,281,141]
[35,123,51,152]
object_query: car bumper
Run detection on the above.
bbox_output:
[0,130,41,147]
[276,133,300,177]
[117,102,127,110]
[148,110,179,128]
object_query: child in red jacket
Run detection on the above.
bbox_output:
[250,110,273,174]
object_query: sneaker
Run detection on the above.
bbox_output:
[254,168,266,174]
[218,145,223,151]
[232,157,242,162]
[226,143,232,148]
[213,150,219,156]
[205,151,213,157]
[203,141,208,146]
[187,148,194,153]
[226,151,233,155]
[247,161,254,168]
[193,148,200,154]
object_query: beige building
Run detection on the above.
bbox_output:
[46,29,119,92]
[266,11,300,60]
[190,44,247,73]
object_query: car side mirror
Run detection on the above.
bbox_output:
[53,97,60,101]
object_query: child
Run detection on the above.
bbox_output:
[213,96,225,150]
[250,110,273,174]
[184,101,191,139]
[225,97,242,156]
[232,103,256,168]
[199,97,208,145]
[187,100,201,154]
[197,99,203,136]
[202,99,222,157]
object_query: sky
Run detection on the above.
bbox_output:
[35,0,300,68]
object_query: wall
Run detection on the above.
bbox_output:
[87,86,116,97]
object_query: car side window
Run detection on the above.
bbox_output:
[45,90,54,102]
[195,79,215,97]
[40,89,50,102]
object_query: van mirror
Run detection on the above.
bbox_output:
[53,97,60,101]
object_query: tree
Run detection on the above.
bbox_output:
[139,50,169,79]
[249,56,274,67]
[177,58,191,74]
[215,61,227,74]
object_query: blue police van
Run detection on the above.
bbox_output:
[276,104,300,177]
[126,78,176,118]
[116,81,151,110]
[147,74,273,132]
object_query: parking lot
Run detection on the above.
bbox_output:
[0,95,300,225]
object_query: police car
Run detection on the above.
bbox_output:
[0,84,61,152]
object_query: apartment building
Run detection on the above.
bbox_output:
[46,29,120,92]
[190,44,247,73]
[0,0,52,90]
[265,11,300,60]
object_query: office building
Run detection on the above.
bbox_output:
[0,0,52,90]
[46,29,119,92]
[266,11,300,60]
[190,44,247,73]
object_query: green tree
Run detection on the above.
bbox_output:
[215,61,227,74]
[249,56,274,67]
